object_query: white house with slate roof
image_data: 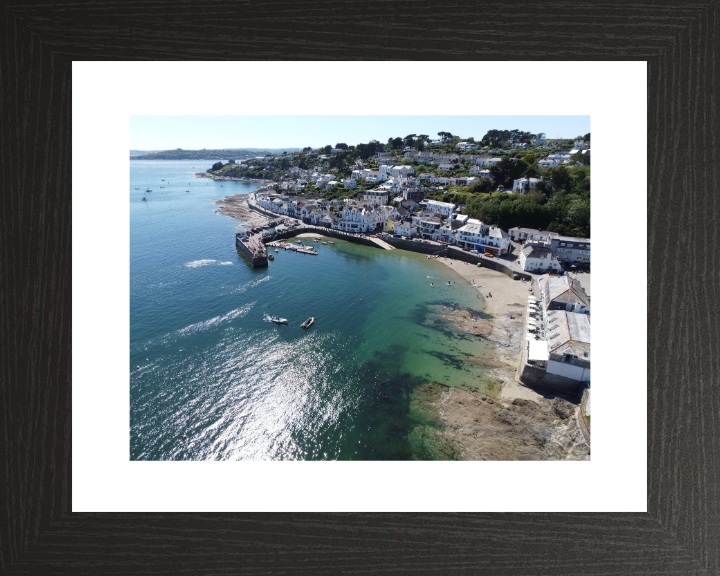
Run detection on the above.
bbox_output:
[455,219,511,254]
[426,200,456,217]
[519,244,561,273]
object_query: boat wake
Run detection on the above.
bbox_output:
[233,275,270,294]
[135,302,256,352]
[177,303,255,337]
[185,259,232,268]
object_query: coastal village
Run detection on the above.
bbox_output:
[206,130,591,459]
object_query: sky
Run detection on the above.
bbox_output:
[130,115,590,151]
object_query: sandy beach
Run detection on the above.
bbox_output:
[419,258,589,460]
[434,257,542,402]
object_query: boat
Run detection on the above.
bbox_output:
[322,242,327,245]
[295,240,302,245]
[142,197,147,201]
[134,187,140,190]
[328,241,335,244]
[275,248,279,252]
[146,188,152,192]
[269,316,287,324]
[268,254,274,260]
[300,317,315,329]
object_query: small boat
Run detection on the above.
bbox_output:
[134,187,140,190]
[275,248,279,252]
[300,317,315,329]
[295,240,302,245]
[186,190,189,193]
[146,188,152,192]
[322,242,327,245]
[269,316,287,324]
[328,241,335,244]
[161,179,165,181]
[142,197,147,201]
[268,254,274,260]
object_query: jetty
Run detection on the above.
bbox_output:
[270,241,318,255]
[235,230,269,267]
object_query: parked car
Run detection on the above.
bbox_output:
[470,250,479,254]
[462,247,470,251]
[485,252,494,258]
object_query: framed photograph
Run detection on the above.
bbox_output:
[3,3,717,573]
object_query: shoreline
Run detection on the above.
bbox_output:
[210,192,587,460]
[195,172,275,186]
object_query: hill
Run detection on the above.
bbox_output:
[130,148,301,160]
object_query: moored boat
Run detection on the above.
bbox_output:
[268,254,274,260]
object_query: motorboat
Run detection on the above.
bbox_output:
[142,197,147,201]
[328,241,335,244]
[322,242,327,245]
[275,248,279,252]
[269,316,287,324]
[300,317,315,329]
[295,240,303,244]
[268,254,274,260]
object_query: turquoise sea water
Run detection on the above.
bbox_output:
[130,160,495,460]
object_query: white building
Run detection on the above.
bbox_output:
[388,165,414,178]
[519,245,561,273]
[363,190,388,207]
[331,204,390,233]
[508,227,554,243]
[512,176,544,193]
[425,200,456,217]
[574,140,586,149]
[538,274,590,315]
[393,220,417,237]
[455,219,511,254]
[538,158,562,168]
[437,164,454,171]
[545,310,590,382]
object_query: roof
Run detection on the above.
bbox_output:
[522,245,557,258]
[552,235,591,244]
[510,226,547,234]
[539,274,590,307]
[545,310,591,360]
[426,200,456,209]
[528,339,549,361]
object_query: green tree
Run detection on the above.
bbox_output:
[335,143,348,150]
[323,145,332,154]
[489,157,528,188]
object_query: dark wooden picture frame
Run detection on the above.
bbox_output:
[2,2,718,573]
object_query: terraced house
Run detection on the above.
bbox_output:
[455,219,511,254]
